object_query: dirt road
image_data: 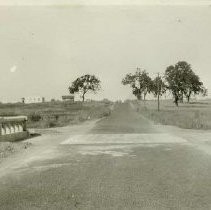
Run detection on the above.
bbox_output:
[0,103,211,209]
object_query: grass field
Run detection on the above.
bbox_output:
[0,101,112,129]
[135,99,211,130]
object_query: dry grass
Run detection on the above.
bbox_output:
[0,101,112,129]
[0,141,32,162]
[135,99,211,130]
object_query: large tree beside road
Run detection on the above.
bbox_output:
[152,75,167,111]
[122,68,153,100]
[165,61,206,106]
[69,74,101,102]
[152,75,167,97]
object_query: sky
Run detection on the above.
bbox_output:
[0,2,211,102]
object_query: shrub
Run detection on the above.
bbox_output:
[102,110,111,117]
[30,113,42,122]
[48,121,57,128]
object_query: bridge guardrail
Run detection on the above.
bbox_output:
[0,116,29,142]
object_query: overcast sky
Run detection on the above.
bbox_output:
[0,4,211,102]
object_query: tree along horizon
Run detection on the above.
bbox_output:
[69,74,101,102]
[165,61,207,106]
[151,75,167,97]
[151,75,167,111]
[122,68,153,100]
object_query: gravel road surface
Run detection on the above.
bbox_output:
[0,103,211,209]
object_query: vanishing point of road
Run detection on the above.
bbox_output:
[0,103,211,209]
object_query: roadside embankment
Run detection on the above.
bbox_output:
[0,101,113,163]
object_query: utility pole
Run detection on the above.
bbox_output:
[157,73,160,112]
[137,67,142,101]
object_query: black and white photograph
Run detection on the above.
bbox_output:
[0,0,211,209]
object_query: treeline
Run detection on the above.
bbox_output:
[122,61,207,106]
[67,61,207,106]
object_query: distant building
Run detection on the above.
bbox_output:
[22,96,45,104]
[62,95,74,102]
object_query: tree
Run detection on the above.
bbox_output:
[122,68,153,100]
[165,64,182,106]
[152,74,167,97]
[183,72,205,103]
[69,74,101,102]
[142,72,154,100]
[202,88,208,97]
[152,74,167,111]
[165,61,206,106]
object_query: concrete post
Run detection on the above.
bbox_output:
[23,120,27,131]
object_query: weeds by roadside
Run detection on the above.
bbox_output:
[0,142,32,162]
[135,99,211,130]
[0,101,112,129]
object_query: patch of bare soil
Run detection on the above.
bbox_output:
[0,119,99,179]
